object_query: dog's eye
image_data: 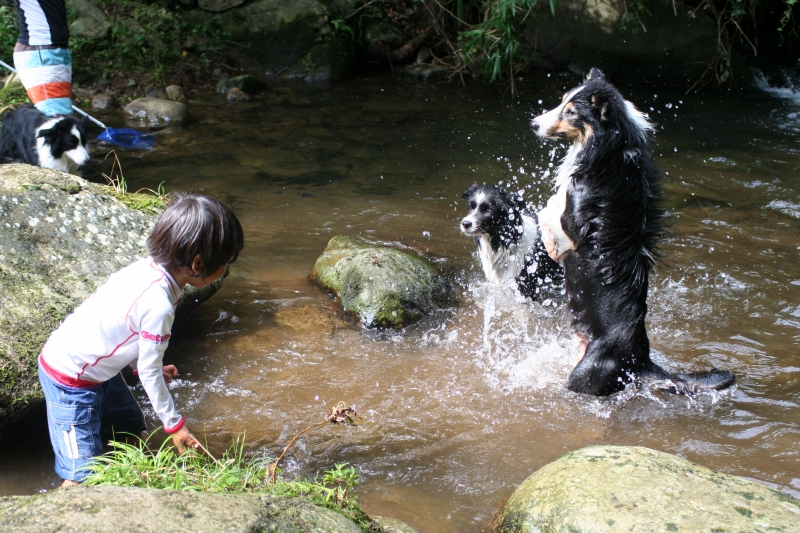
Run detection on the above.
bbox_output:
[479,204,489,213]
[469,201,476,209]
[565,108,576,117]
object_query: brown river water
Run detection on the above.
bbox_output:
[1,73,799,532]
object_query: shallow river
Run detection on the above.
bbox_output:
[2,73,799,532]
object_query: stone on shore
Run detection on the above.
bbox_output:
[0,485,364,533]
[490,445,800,533]
[310,236,452,328]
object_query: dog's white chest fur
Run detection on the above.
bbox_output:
[476,214,539,284]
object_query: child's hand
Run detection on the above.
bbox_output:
[162,365,178,383]
[172,426,199,455]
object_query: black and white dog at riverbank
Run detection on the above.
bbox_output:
[460,183,564,301]
[0,105,89,174]
[531,68,735,396]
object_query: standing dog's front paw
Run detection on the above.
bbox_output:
[538,210,560,262]
[539,190,577,262]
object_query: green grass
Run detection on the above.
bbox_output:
[82,434,381,532]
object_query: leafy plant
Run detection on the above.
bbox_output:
[458,0,540,96]
[69,0,230,85]
[322,462,360,506]
[0,5,17,64]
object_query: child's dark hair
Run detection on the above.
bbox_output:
[147,192,244,278]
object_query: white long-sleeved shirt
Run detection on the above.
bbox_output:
[40,257,184,433]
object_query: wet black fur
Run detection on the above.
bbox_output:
[0,105,87,167]
[549,69,735,396]
[461,184,564,300]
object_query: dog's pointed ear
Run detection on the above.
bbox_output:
[586,68,605,82]
[462,184,479,200]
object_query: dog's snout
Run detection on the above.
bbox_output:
[531,119,540,133]
[461,220,472,230]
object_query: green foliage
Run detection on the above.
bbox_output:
[0,79,31,109]
[458,0,540,87]
[82,434,380,532]
[69,0,229,84]
[322,462,360,505]
[0,5,17,64]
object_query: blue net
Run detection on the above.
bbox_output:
[97,128,155,150]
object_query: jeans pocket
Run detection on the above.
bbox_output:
[48,402,95,461]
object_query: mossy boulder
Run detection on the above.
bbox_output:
[490,445,800,533]
[310,236,452,328]
[0,485,364,533]
[0,165,222,433]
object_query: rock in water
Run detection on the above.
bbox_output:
[124,97,188,125]
[490,445,800,533]
[310,236,452,328]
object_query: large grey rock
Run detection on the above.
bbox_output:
[66,0,111,40]
[310,236,452,328]
[0,485,364,533]
[490,445,800,533]
[124,97,189,125]
[525,0,721,84]
[0,165,221,432]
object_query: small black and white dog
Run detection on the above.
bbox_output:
[0,105,89,173]
[460,184,564,300]
[531,68,735,396]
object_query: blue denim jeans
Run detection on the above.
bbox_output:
[38,363,147,482]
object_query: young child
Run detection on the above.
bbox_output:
[38,192,244,486]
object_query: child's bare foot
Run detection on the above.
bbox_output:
[60,479,80,488]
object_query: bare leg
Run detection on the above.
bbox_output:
[60,479,80,488]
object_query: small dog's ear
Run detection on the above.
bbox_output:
[462,184,479,200]
[586,68,605,82]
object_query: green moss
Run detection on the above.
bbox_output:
[666,523,679,531]
[99,186,166,214]
[733,506,752,518]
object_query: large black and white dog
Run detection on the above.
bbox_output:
[532,68,735,396]
[461,184,564,300]
[0,105,89,173]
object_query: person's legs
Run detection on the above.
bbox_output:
[99,372,148,443]
[13,0,72,115]
[38,361,103,484]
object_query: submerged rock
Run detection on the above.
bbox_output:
[124,96,189,125]
[310,236,452,328]
[0,485,364,533]
[490,445,800,533]
[216,74,267,95]
[0,165,222,432]
[373,516,424,533]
